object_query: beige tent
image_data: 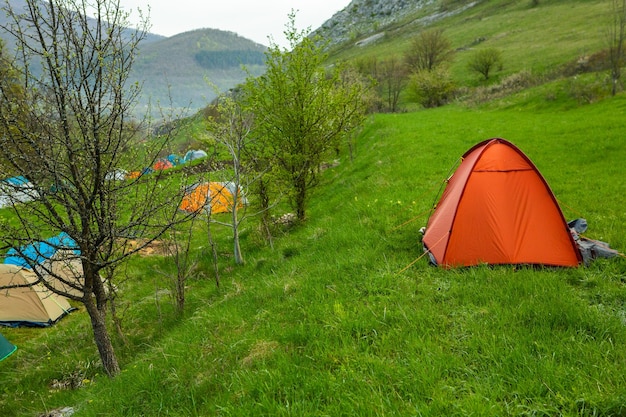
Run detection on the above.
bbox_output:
[41,250,85,298]
[0,264,72,327]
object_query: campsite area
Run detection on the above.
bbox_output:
[1,84,625,415]
[1,0,626,415]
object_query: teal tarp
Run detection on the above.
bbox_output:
[4,232,79,269]
[0,333,16,362]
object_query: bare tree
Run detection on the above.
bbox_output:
[404,28,455,73]
[352,56,407,112]
[0,0,187,377]
[156,206,199,314]
[379,56,409,112]
[607,0,626,95]
[204,92,254,265]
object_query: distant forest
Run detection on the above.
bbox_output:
[194,50,266,69]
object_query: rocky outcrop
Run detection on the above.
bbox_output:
[313,0,479,49]
[313,0,434,46]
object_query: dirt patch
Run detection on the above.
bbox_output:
[241,340,279,367]
[126,239,177,257]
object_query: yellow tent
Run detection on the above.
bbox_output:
[43,251,86,298]
[179,182,245,214]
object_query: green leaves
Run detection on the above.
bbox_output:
[242,13,369,221]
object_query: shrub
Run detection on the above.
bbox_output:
[407,68,456,108]
[561,50,611,77]
[567,74,612,104]
[468,69,537,104]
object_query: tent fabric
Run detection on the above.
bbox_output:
[40,250,85,298]
[4,234,86,298]
[0,332,16,361]
[0,176,38,208]
[0,264,72,327]
[167,154,182,165]
[127,171,141,180]
[3,176,29,186]
[4,232,79,269]
[422,138,582,268]
[179,182,246,214]
[183,150,207,163]
[153,159,173,171]
[105,169,127,181]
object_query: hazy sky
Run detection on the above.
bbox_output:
[119,0,353,47]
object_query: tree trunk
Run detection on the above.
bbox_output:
[257,178,273,246]
[206,213,220,288]
[294,175,307,222]
[83,293,120,377]
[232,198,244,265]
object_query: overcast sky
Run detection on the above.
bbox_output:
[119,0,353,47]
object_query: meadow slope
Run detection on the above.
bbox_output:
[1,89,625,416]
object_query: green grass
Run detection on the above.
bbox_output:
[2,82,625,416]
[331,0,610,86]
[3,0,626,413]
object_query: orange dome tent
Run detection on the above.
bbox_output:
[179,182,245,214]
[422,138,582,268]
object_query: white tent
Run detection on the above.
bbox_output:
[183,149,208,162]
[0,176,38,208]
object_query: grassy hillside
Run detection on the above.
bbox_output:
[1,80,625,416]
[329,0,610,86]
[2,0,626,415]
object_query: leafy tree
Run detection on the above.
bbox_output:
[404,28,455,72]
[607,0,626,95]
[0,0,187,377]
[243,13,369,222]
[407,67,456,108]
[467,48,504,80]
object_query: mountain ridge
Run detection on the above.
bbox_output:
[129,28,267,115]
[0,0,268,116]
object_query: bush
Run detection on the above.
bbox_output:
[467,69,538,104]
[567,74,612,104]
[407,68,456,108]
[561,50,611,77]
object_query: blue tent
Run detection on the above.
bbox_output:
[0,333,16,362]
[4,233,80,269]
[167,154,182,166]
[3,176,29,186]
